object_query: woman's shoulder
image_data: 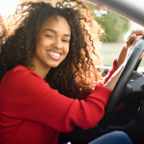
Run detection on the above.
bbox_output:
[8,64,30,76]
[1,65,43,84]
[14,64,29,70]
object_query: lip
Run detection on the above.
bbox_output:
[46,50,62,60]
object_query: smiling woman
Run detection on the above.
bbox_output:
[28,16,71,79]
[0,0,104,97]
[0,0,142,144]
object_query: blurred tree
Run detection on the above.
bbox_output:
[86,2,130,42]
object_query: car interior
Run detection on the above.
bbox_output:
[58,0,144,143]
[0,0,143,144]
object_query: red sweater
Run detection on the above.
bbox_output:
[0,60,117,144]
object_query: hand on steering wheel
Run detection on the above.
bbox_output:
[99,38,144,132]
[116,30,144,68]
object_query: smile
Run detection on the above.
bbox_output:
[46,50,61,60]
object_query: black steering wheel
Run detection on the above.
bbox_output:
[99,38,144,132]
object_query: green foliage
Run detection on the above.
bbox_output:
[85,2,130,42]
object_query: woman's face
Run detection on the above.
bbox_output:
[33,16,71,70]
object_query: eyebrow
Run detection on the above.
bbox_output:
[43,29,71,37]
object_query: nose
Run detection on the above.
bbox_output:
[53,38,63,49]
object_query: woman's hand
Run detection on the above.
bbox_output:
[115,30,144,68]
[105,30,144,91]
[126,35,144,60]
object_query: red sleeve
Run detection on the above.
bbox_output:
[0,67,111,133]
[103,59,118,84]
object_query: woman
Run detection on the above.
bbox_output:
[0,0,143,143]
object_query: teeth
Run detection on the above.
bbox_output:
[49,51,60,57]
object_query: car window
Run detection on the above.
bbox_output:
[99,23,144,66]
[98,12,144,67]
[85,2,144,67]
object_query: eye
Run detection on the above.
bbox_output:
[45,35,53,38]
[62,39,69,43]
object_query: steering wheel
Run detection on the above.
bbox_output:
[99,38,144,132]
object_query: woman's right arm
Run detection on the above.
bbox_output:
[0,67,111,133]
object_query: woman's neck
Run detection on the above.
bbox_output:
[27,55,51,80]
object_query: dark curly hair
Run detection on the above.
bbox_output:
[0,0,104,99]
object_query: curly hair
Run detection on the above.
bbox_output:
[0,0,104,99]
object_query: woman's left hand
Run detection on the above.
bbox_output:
[115,29,144,68]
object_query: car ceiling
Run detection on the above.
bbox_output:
[83,0,144,26]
